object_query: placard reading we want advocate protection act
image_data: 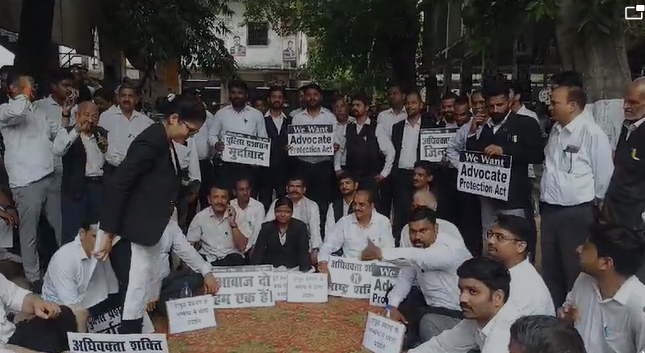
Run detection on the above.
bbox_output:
[457,151,512,201]
[287,124,335,156]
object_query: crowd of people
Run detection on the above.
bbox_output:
[0,64,642,353]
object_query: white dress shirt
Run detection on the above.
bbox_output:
[333,117,356,166]
[289,107,331,118]
[411,303,521,353]
[265,197,322,250]
[541,111,614,205]
[98,106,153,166]
[265,110,288,132]
[516,105,538,120]
[399,219,465,248]
[52,128,105,177]
[42,235,118,309]
[0,96,57,188]
[325,199,352,236]
[187,207,247,262]
[334,118,396,178]
[34,96,77,173]
[291,108,340,164]
[446,121,472,169]
[0,273,30,348]
[230,198,265,251]
[147,219,212,303]
[192,110,216,161]
[398,118,422,170]
[208,105,267,148]
[386,232,472,310]
[565,273,645,353]
[173,139,201,182]
[508,259,555,316]
[377,108,407,138]
[318,210,395,263]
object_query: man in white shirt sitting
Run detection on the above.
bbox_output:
[325,172,358,237]
[187,184,249,266]
[486,214,554,317]
[400,190,464,247]
[230,177,265,255]
[509,315,586,353]
[318,189,394,273]
[410,257,521,353]
[42,221,118,311]
[362,207,472,347]
[265,175,322,264]
[559,224,645,353]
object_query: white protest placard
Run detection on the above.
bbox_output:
[87,305,154,334]
[222,131,271,167]
[273,273,289,301]
[362,312,405,353]
[327,256,373,299]
[211,265,275,309]
[166,295,216,334]
[287,124,334,156]
[420,127,458,162]
[286,273,328,303]
[457,151,512,201]
[67,333,169,353]
[369,263,400,307]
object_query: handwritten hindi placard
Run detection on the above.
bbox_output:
[457,151,512,201]
[211,265,275,309]
[327,256,373,299]
[222,131,271,167]
[362,312,405,353]
[287,124,334,156]
[420,127,458,162]
[67,333,169,353]
[87,303,154,334]
[273,273,289,301]
[369,264,400,308]
[166,295,216,334]
[286,273,328,303]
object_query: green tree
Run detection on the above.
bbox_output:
[460,0,638,144]
[244,0,421,93]
[99,0,238,81]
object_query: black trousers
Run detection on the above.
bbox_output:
[457,191,483,256]
[433,168,460,226]
[211,253,247,266]
[8,306,77,353]
[291,159,335,236]
[391,169,415,245]
[258,164,289,212]
[61,179,103,244]
[108,239,145,334]
[540,201,595,307]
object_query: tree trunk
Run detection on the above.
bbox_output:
[555,0,630,147]
[14,0,56,82]
[387,0,420,93]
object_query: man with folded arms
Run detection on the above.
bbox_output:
[362,207,472,347]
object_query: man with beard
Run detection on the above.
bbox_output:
[560,224,645,353]
[486,214,554,316]
[210,80,267,193]
[437,92,459,127]
[289,86,306,117]
[324,172,358,236]
[410,257,520,353]
[336,93,395,215]
[290,83,340,241]
[362,207,471,347]
[465,80,543,250]
[265,176,322,264]
[259,86,291,211]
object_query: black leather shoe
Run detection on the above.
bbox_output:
[119,318,144,334]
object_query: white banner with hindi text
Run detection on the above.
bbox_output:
[166,295,217,334]
[362,312,405,353]
[287,273,328,303]
[67,333,169,353]
[420,128,458,163]
[222,131,271,167]
[327,256,373,299]
[211,265,275,309]
[457,151,512,201]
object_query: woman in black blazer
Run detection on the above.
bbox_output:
[251,197,311,271]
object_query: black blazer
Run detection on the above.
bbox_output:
[61,125,108,199]
[100,123,181,246]
[251,219,311,271]
[391,116,438,169]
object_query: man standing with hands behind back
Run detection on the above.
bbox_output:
[94,94,207,334]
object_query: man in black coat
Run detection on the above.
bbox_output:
[94,94,206,334]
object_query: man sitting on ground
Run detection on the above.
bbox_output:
[400,190,464,246]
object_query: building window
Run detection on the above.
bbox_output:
[247,22,269,46]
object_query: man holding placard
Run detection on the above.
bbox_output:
[362,207,471,348]
[289,83,340,240]
[209,80,268,192]
[460,80,544,249]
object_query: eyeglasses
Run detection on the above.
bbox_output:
[486,230,521,243]
[182,121,199,137]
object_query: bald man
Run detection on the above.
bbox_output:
[399,190,465,248]
[53,101,109,243]
[602,78,645,280]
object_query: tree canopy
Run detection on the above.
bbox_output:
[244,0,421,93]
[100,0,238,79]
